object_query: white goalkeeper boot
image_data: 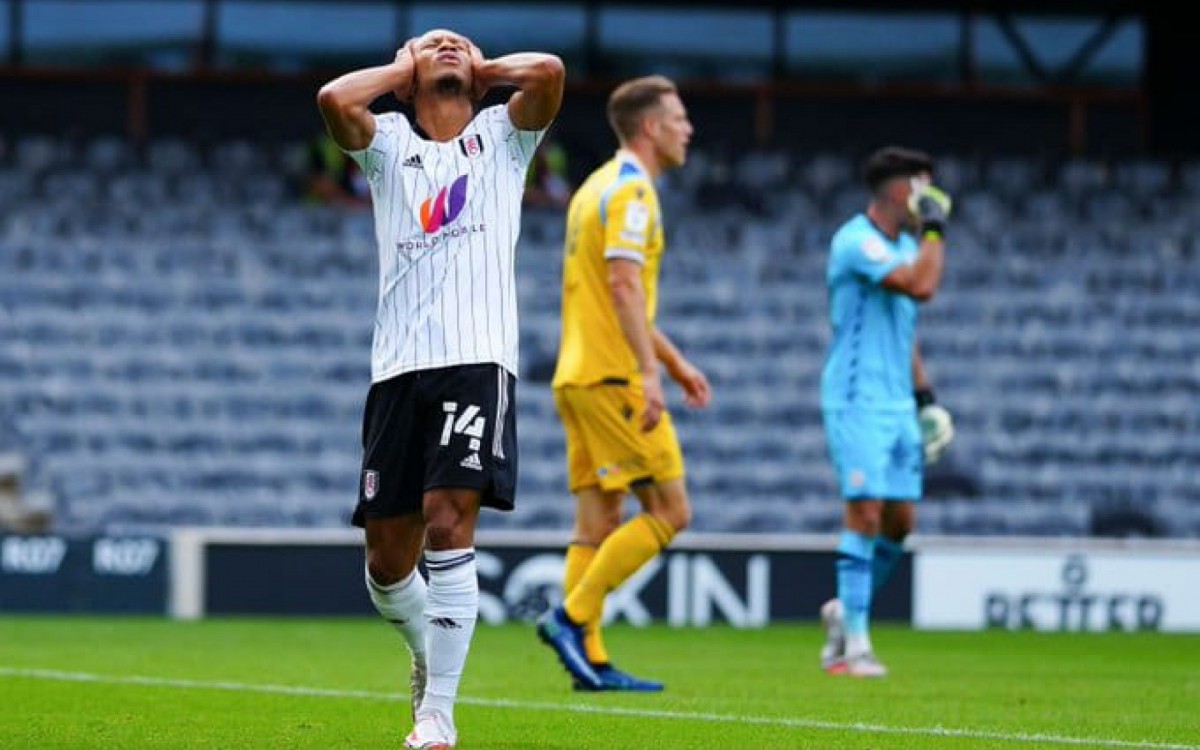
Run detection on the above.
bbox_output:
[843,649,888,679]
[819,598,846,672]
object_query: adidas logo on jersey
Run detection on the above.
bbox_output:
[402,154,423,169]
[460,453,482,471]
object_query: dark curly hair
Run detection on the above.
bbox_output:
[862,146,935,192]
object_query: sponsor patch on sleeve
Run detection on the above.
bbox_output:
[861,236,894,263]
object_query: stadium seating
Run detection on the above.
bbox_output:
[1,135,1197,537]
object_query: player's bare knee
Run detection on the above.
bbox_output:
[424,511,476,550]
[573,496,622,543]
[854,518,882,537]
[662,502,691,533]
[575,516,620,545]
[646,495,690,533]
[845,501,883,536]
[881,501,915,539]
[883,518,907,540]
[424,513,477,550]
[363,516,424,583]
[636,478,690,531]
[883,518,913,541]
[366,547,410,585]
[422,490,480,550]
[601,515,622,537]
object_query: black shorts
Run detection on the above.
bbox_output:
[352,363,518,527]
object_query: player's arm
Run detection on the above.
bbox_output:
[881,235,944,301]
[609,259,663,432]
[473,50,565,131]
[882,180,952,301]
[603,180,664,431]
[316,45,416,152]
[913,343,932,393]
[652,329,712,409]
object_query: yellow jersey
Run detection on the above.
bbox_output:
[552,150,665,388]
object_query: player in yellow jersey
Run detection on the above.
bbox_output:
[536,75,712,692]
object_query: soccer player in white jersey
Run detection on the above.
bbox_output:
[317,29,564,750]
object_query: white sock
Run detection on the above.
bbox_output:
[846,632,873,658]
[422,548,479,723]
[366,565,427,665]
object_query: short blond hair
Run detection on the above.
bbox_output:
[606,75,677,144]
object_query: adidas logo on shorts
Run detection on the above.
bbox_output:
[460,453,482,471]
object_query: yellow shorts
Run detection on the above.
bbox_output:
[554,380,685,493]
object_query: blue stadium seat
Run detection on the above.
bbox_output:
[0,145,1196,536]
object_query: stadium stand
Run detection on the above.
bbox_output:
[0,134,1197,537]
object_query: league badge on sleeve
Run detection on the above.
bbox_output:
[861,236,894,264]
[458,134,484,158]
[620,201,650,245]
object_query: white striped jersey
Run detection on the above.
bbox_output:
[346,104,547,383]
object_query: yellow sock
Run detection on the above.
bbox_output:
[564,514,675,628]
[563,542,595,597]
[564,542,608,664]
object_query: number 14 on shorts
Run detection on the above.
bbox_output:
[440,401,486,448]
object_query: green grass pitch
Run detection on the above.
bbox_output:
[1,616,1197,749]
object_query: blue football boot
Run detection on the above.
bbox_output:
[536,606,603,691]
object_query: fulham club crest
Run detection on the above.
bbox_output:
[363,470,379,501]
[458,134,484,158]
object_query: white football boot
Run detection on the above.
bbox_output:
[843,650,888,678]
[819,598,846,673]
[404,708,456,750]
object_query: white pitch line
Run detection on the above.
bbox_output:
[1,666,1195,750]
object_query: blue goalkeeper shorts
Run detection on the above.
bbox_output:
[823,406,923,501]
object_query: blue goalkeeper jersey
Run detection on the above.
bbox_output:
[820,214,920,410]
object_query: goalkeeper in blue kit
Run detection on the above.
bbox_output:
[818,146,954,677]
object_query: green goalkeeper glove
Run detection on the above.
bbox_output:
[916,388,954,465]
[908,180,953,239]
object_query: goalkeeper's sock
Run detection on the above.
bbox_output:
[564,513,674,627]
[836,529,876,651]
[564,542,609,664]
[871,536,905,594]
[366,565,427,665]
[422,549,478,723]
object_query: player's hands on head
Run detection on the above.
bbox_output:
[469,43,489,101]
[394,39,418,102]
[907,178,953,238]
